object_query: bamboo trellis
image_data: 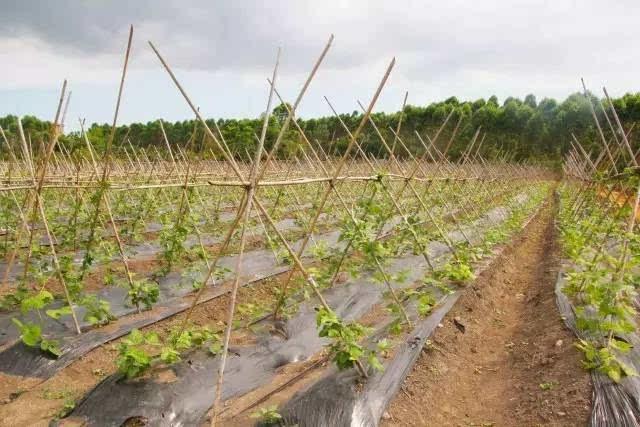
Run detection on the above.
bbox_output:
[0,27,552,426]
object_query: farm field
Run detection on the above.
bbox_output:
[0,25,639,427]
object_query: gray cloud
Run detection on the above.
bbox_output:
[2,0,640,126]
[4,0,637,74]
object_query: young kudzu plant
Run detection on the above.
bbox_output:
[185,262,230,292]
[22,239,46,282]
[127,278,160,312]
[159,215,189,276]
[236,302,269,328]
[11,289,63,357]
[0,281,29,311]
[316,307,370,372]
[250,405,283,425]
[270,273,311,322]
[377,269,411,329]
[434,260,475,285]
[576,339,637,383]
[558,186,639,383]
[121,190,156,244]
[269,238,345,322]
[315,303,388,375]
[80,294,115,326]
[13,262,114,357]
[81,182,110,277]
[339,213,387,274]
[400,287,437,317]
[12,319,62,357]
[57,191,86,251]
[58,253,115,326]
[266,235,292,266]
[0,194,16,257]
[116,326,222,379]
[388,213,433,256]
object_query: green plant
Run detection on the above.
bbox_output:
[436,261,475,284]
[80,294,114,326]
[116,325,222,379]
[127,278,160,311]
[237,302,268,327]
[158,204,191,274]
[576,339,637,383]
[116,329,158,378]
[316,307,368,371]
[423,276,454,295]
[55,399,76,419]
[12,318,62,357]
[376,338,392,356]
[558,185,639,383]
[250,405,282,425]
[58,255,84,300]
[366,338,394,372]
[0,282,30,311]
[10,288,67,357]
[539,381,558,390]
[168,325,222,355]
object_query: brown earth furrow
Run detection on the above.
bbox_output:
[383,197,592,427]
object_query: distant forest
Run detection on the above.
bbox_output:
[2,92,640,166]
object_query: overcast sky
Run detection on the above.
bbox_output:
[1,0,638,130]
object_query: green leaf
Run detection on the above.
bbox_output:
[368,353,384,372]
[12,318,42,347]
[607,366,621,383]
[144,332,161,346]
[20,290,54,313]
[40,339,62,357]
[160,347,180,364]
[377,339,391,352]
[619,361,638,378]
[125,329,146,346]
[209,341,223,355]
[46,305,73,320]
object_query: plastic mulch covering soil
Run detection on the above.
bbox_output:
[0,214,309,285]
[60,198,527,427]
[0,212,390,375]
[275,196,541,427]
[556,268,640,426]
[553,191,640,427]
[0,225,337,377]
[277,290,461,427]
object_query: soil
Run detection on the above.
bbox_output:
[0,270,301,427]
[382,197,592,426]
[0,194,595,427]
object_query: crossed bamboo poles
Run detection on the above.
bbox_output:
[561,79,639,344]
[0,27,546,426]
[146,33,542,424]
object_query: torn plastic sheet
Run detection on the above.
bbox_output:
[60,199,524,427]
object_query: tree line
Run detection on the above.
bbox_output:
[1,91,639,166]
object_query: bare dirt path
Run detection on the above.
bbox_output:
[383,197,592,426]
